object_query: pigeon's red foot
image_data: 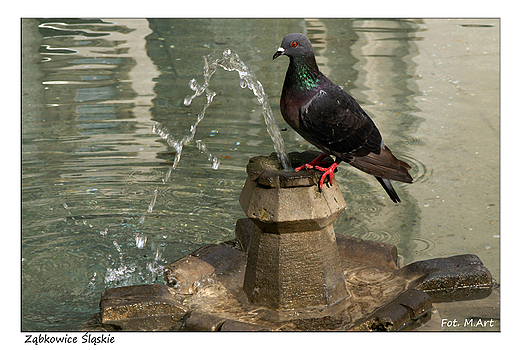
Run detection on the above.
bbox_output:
[314,162,339,189]
[294,154,339,190]
[294,154,329,172]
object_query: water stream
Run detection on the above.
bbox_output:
[140,48,290,235]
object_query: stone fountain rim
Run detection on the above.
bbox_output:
[246,151,335,188]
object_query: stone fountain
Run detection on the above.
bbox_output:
[90,151,494,331]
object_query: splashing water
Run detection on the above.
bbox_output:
[155,48,290,175]
[182,48,290,170]
[140,49,291,229]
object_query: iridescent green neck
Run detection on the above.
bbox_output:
[295,64,320,90]
[287,55,321,91]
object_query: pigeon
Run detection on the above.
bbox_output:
[273,33,412,203]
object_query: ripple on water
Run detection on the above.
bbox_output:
[345,267,396,286]
[398,152,431,184]
[341,221,370,238]
[358,229,404,246]
[356,205,381,213]
[410,237,436,255]
[402,135,426,147]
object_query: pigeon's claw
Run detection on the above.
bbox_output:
[294,154,330,172]
[314,163,339,190]
[294,154,339,190]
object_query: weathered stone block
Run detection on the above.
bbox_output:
[336,234,399,270]
[398,254,484,278]
[353,289,432,331]
[184,312,226,331]
[234,217,255,252]
[100,284,188,331]
[237,218,400,271]
[184,311,273,331]
[163,244,244,294]
[416,264,493,302]
[397,254,494,302]
[243,225,348,311]
[239,152,346,234]
[239,178,345,233]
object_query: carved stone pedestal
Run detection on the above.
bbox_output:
[239,152,348,320]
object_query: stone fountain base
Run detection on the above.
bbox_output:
[89,152,495,331]
[94,226,493,331]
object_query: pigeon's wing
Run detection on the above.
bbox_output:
[299,84,382,159]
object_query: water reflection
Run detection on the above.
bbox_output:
[22,18,166,331]
[21,18,499,331]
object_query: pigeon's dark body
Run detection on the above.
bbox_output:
[274,33,412,202]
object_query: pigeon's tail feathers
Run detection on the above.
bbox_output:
[349,145,413,184]
[375,177,401,203]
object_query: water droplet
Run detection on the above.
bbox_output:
[135,233,147,249]
[211,157,220,170]
[113,241,122,253]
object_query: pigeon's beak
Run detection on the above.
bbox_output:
[273,47,284,60]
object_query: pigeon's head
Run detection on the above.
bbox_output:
[273,33,314,60]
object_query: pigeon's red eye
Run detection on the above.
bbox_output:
[291,41,298,48]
